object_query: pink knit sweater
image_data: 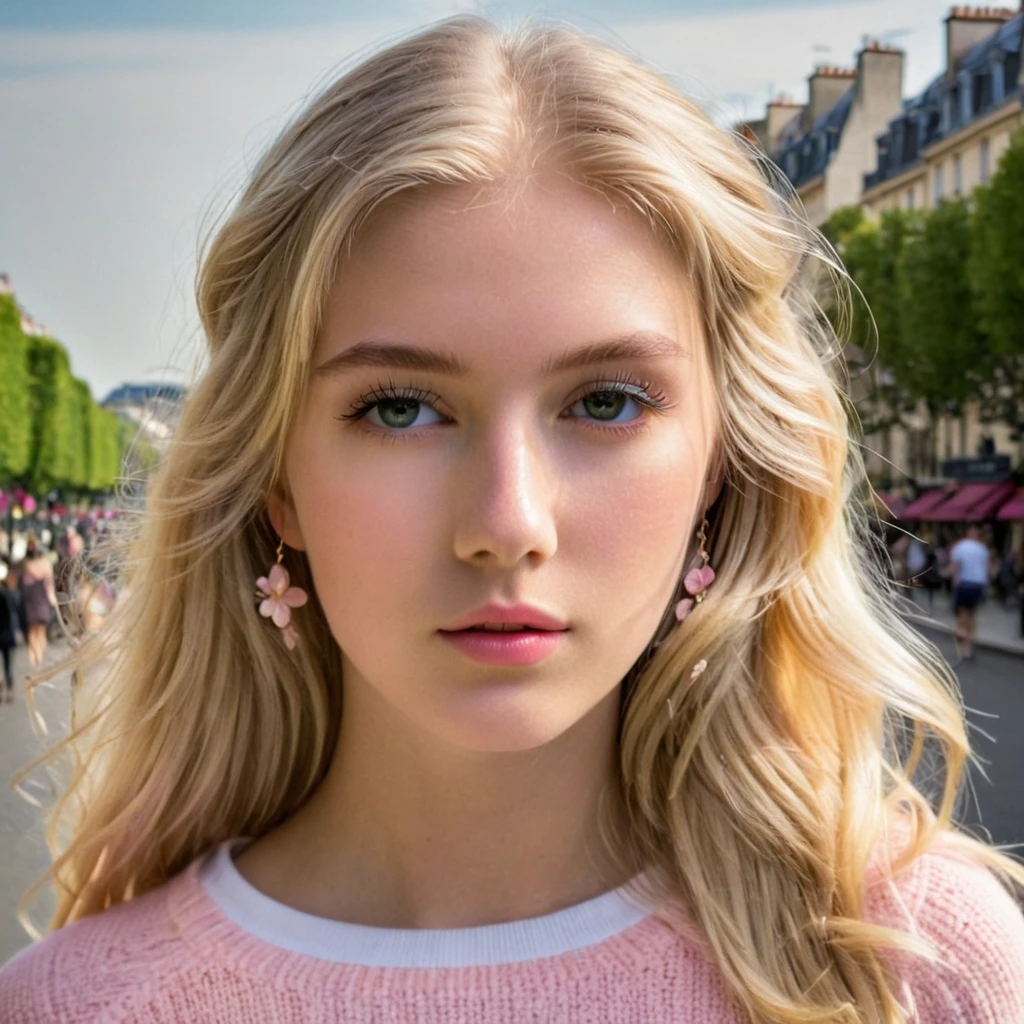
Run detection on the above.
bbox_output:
[2,837,1024,1023]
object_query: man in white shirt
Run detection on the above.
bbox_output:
[949,524,992,661]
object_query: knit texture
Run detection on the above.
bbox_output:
[2,840,1024,1023]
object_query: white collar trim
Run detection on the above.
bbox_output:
[199,837,653,968]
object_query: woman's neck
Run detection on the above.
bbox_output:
[232,678,637,930]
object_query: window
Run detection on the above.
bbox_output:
[980,137,991,184]
[953,153,962,194]
[959,73,972,122]
[906,187,915,210]
[933,163,944,202]
[993,57,1006,103]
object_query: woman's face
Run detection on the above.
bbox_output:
[273,173,720,753]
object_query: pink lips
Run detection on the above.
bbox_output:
[438,628,568,666]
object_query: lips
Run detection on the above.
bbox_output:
[464,623,545,633]
[441,603,568,633]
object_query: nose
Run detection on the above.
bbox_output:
[451,419,559,570]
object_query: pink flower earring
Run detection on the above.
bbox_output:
[674,516,715,623]
[256,536,309,650]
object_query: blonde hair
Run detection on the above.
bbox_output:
[17,16,1024,1023]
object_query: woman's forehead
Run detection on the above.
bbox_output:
[317,177,702,374]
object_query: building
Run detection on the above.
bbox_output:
[863,6,1022,214]
[102,382,186,449]
[858,6,1023,484]
[741,43,905,225]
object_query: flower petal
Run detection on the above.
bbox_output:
[699,566,716,589]
[268,563,290,596]
[282,586,308,608]
[282,624,298,650]
[674,598,694,622]
[683,568,706,596]
[271,601,291,628]
[256,576,272,595]
[258,598,275,619]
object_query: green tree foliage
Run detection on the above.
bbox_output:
[969,127,1024,442]
[0,295,130,495]
[0,295,31,482]
[897,197,983,418]
[27,336,82,492]
[823,207,919,436]
[87,403,124,491]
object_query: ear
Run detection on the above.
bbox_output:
[266,479,307,553]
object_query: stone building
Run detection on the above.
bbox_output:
[863,6,1022,215]
[741,43,905,225]
[859,7,1023,484]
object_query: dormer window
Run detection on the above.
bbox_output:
[993,56,1005,102]
[958,72,972,123]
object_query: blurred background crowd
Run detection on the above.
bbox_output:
[0,493,118,701]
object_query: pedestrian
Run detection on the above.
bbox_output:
[904,533,927,587]
[18,538,57,667]
[3,17,1024,1023]
[948,523,994,661]
[0,559,20,703]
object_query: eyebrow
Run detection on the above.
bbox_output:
[313,330,686,379]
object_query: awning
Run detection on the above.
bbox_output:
[930,481,1017,522]
[997,488,1024,521]
[901,488,955,519]
[875,493,907,518]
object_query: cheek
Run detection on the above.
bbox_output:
[569,425,703,586]
[287,430,443,633]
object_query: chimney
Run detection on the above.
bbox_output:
[805,65,856,128]
[945,6,1016,77]
[855,41,905,118]
[765,97,804,152]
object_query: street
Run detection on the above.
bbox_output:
[0,626,1022,966]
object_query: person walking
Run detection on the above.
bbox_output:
[949,523,993,661]
[0,560,20,702]
[19,539,57,667]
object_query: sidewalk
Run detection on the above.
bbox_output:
[903,586,1024,657]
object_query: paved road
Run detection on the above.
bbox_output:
[0,641,68,966]
[0,627,1021,965]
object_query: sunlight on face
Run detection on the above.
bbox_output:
[277,172,719,753]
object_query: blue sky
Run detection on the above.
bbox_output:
[0,0,880,31]
[0,0,958,397]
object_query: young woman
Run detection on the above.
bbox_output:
[17,539,57,667]
[2,16,1023,1024]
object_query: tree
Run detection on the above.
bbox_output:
[969,127,1024,446]
[823,208,920,468]
[897,197,984,452]
[0,295,31,482]
[27,336,87,493]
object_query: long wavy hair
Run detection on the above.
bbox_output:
[16,15,1024,1023]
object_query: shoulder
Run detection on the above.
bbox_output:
[0,870,198,1023]
[867,839,1024,1024]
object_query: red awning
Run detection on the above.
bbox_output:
[875,493,907,518]
[901,488,955,519]
[930,481,1017,522]
[997,488,1024,521]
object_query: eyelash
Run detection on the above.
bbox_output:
[335,371,673,445]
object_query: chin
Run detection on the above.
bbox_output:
[424,685,596,754]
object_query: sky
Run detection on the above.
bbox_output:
[1,0,964,400]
